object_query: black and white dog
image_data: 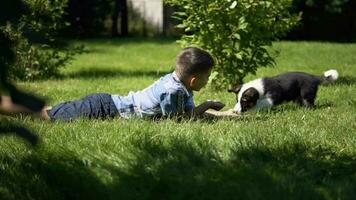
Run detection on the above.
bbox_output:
[228,69,339,113]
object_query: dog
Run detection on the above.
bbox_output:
[228,69,339,113]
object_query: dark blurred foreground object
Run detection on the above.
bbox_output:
[287,0,356,41]
[0,0,47,145]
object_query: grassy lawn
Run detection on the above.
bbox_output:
[1,38,356,200]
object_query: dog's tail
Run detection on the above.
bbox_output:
[321,69,339,85]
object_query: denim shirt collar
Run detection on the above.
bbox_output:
[172,71,193,97]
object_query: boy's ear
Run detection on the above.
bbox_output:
[189,76,197,87]
[228,85,242,94]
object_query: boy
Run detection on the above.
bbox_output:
[4,47,228,121]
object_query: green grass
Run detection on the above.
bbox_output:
[1,38,356,200]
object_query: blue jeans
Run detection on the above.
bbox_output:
[48,93,118,121]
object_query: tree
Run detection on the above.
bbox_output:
[165,0,300,88]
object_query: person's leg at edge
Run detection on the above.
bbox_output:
[0,96,50,120]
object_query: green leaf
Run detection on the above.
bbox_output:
[230,1,237,9]
[233,33,240,40]
[235,52,243,60]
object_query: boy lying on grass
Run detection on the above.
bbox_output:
[1,47,238,121]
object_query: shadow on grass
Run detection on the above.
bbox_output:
[235,100,335,115]
[1,137,355,200]
[0,151,109,200]
[195,114,270,124]
[148,111,271,125]
[335,76,356,86]
[104,138,356,200]
[265,101,335,113]
[62,68,171,79]
[75,37,178,55]
[80,37,177,46]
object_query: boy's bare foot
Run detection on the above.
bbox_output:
[37,106,51,120]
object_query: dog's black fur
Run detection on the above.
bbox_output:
[228,70,338,112]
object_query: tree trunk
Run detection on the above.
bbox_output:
[112,0,128,37]
[111,0,119,37]
[120,0,128,36]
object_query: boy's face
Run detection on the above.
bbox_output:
[189,69,212,91]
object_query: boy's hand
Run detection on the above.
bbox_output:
[193,100,225,116]
[207,100,225,111]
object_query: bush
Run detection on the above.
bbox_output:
[2,24,79,81]
[165,0,300,87]
[21,0,68,40]
[1,0,81,81]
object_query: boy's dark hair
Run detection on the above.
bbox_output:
[175,47,214,79]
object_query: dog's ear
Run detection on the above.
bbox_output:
[228,85,242,94]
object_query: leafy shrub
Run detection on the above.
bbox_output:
[22,0,69,39]
[165,0,300,87]
[2,24,79,81]
[1,0,82,81]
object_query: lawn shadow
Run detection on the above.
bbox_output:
[314,102,335,109]
[335,75,356,86]
[82,37,177,46]
[260,101,335,114]
[150,112,270,125]
[61,68,171,79]
[102,138,356,199]
[0,151,109,200]
[0,121,39,146]
[197,113,270,124]
[1,136,355,199]
[74,37,178,54]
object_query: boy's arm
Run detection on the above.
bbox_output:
[183,100,224,117]
[160,90,237,119]
[185,101,240,119]
[193,100,225,115]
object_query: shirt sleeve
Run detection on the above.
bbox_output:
[184,93,195,113]
[160,89,191,116]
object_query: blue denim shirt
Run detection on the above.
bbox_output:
[111,72,194,118]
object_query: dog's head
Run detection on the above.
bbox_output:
[228,85,260,113]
